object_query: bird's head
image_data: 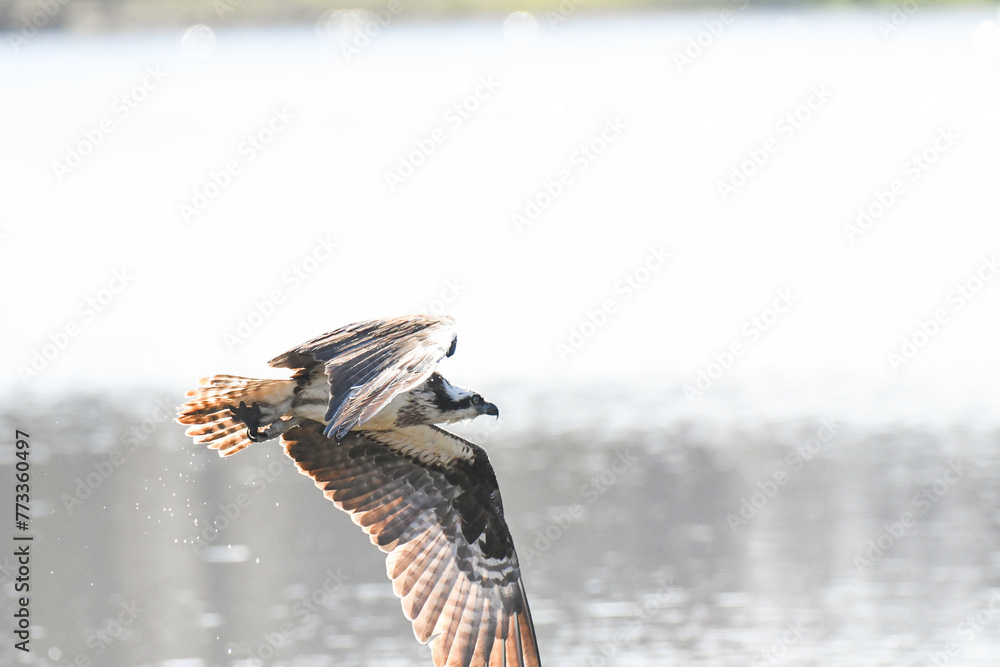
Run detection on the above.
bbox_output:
[427,373,499,424]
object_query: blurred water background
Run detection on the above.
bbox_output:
[2,4,1000,666]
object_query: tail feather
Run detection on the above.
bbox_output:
[177,374,293,456]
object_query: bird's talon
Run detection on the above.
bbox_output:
[231,400,264,442]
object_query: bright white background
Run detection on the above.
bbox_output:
[2,8,999,429]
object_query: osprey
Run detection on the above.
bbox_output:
[177,315,541,667]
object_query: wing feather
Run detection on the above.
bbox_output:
[414,564,459,641]
[269,315,457,438]
[281,422,541,667]
[436,572,472,663]
[474,601,498,667]
[406,538,456,617]
[449,586,483,667]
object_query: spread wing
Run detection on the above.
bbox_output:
[269,315,457,439]
[282,422,541,667]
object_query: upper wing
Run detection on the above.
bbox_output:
[269,315,457,439]
[282,422,541,667]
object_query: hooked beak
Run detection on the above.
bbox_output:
[480,402,500,418]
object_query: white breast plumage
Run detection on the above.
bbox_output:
[363,426,474,467]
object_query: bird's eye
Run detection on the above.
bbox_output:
[471,395,482,405]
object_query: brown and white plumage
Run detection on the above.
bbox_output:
[270,315,459,439]
[177,315,541,667]
[284,422,540,667]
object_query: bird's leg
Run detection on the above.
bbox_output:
[230,401,265,442]
[257,416,304,441]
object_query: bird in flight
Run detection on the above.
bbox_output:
[177,315,541,667]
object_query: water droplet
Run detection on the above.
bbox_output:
[504,12,538,47]
[182,24,216,60]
